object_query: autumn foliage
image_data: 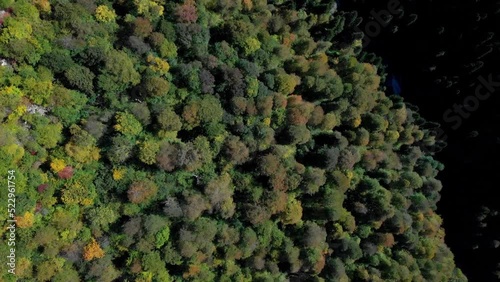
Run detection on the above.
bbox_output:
[127,180,158,204]
[176,0,198,24]
[0,0,464,281]
[83,238,105,261]
[57,166,74,179]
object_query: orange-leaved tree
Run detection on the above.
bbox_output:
[83,238,105,261]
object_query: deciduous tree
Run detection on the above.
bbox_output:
[83,238,105,261]
[127,180,158,204]
[224,136,249,164]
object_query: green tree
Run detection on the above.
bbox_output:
[155,226,170,248]
[303,167,326,194]
[32,117,63,149]
[50,86,88,126]
[36,258,65,281]
[158,108,182,131]
[287,125,311,145]
[98,49,140,93]
[182,95,224,129]
[114,111,143,137]
[64,65,95,94]
[138,138,160,165]
[108,135,135,163]
[130,102,151,125]
[86,203,120,232]
[142,76,170,97]
[281,196,303,225]
[275,71,300,95]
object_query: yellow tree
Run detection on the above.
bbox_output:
[114,112,143,137]
[65,125,100,164]
[276,72,300,95]
[83,238,105,261]
[33,0,51,13]
[95,5,116,23]
[147,55,170,76]
[134,0,164,20]
[50,158,66,173]
[138,138,160,165]
[15,211,35,228]
[281,197,303,225]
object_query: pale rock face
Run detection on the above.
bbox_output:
[0,58,9,66]
[27,104,49,116]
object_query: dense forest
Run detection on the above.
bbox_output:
[0,0,467,281]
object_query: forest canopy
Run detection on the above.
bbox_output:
[0,0,465,281]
